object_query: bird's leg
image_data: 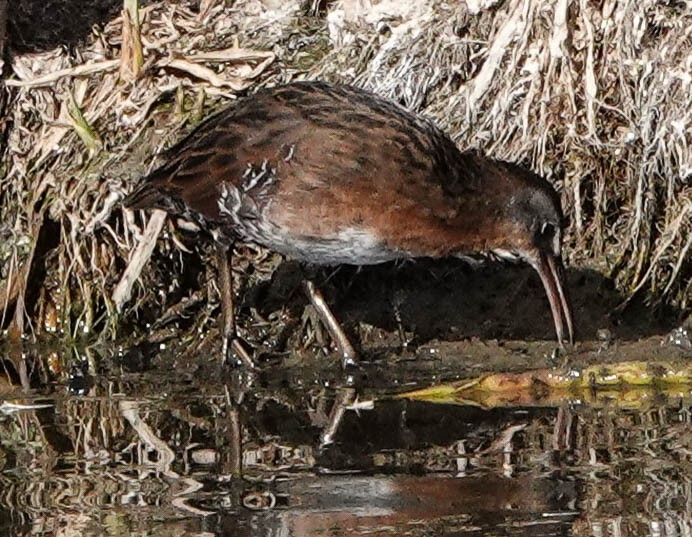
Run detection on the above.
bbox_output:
[216,243,255,368]
[389,265,414,351]
[302,279,358,368]
[392,291,410,351]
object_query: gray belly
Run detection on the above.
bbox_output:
[242,224,403,266]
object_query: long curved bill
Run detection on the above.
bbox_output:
[534,252,574,345]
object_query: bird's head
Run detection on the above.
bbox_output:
[487,172,574,346]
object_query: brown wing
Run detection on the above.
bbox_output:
[125,82,487,253]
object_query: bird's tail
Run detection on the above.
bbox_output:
[123,182,161,209]
[122,178,181,213]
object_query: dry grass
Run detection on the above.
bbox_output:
[0,0,689,348]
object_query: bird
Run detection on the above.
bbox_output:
[124,80,574,367]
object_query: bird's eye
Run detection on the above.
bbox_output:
[537,221,561,254]
[540,221,555,238]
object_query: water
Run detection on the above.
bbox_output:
[0,346,689,537]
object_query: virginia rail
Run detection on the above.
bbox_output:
[125,81,574,367]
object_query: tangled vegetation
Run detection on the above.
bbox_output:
[0,0,689,352]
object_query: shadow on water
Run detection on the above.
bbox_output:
[0,345,689,537]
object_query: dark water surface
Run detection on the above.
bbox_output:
[0,344,689,537]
